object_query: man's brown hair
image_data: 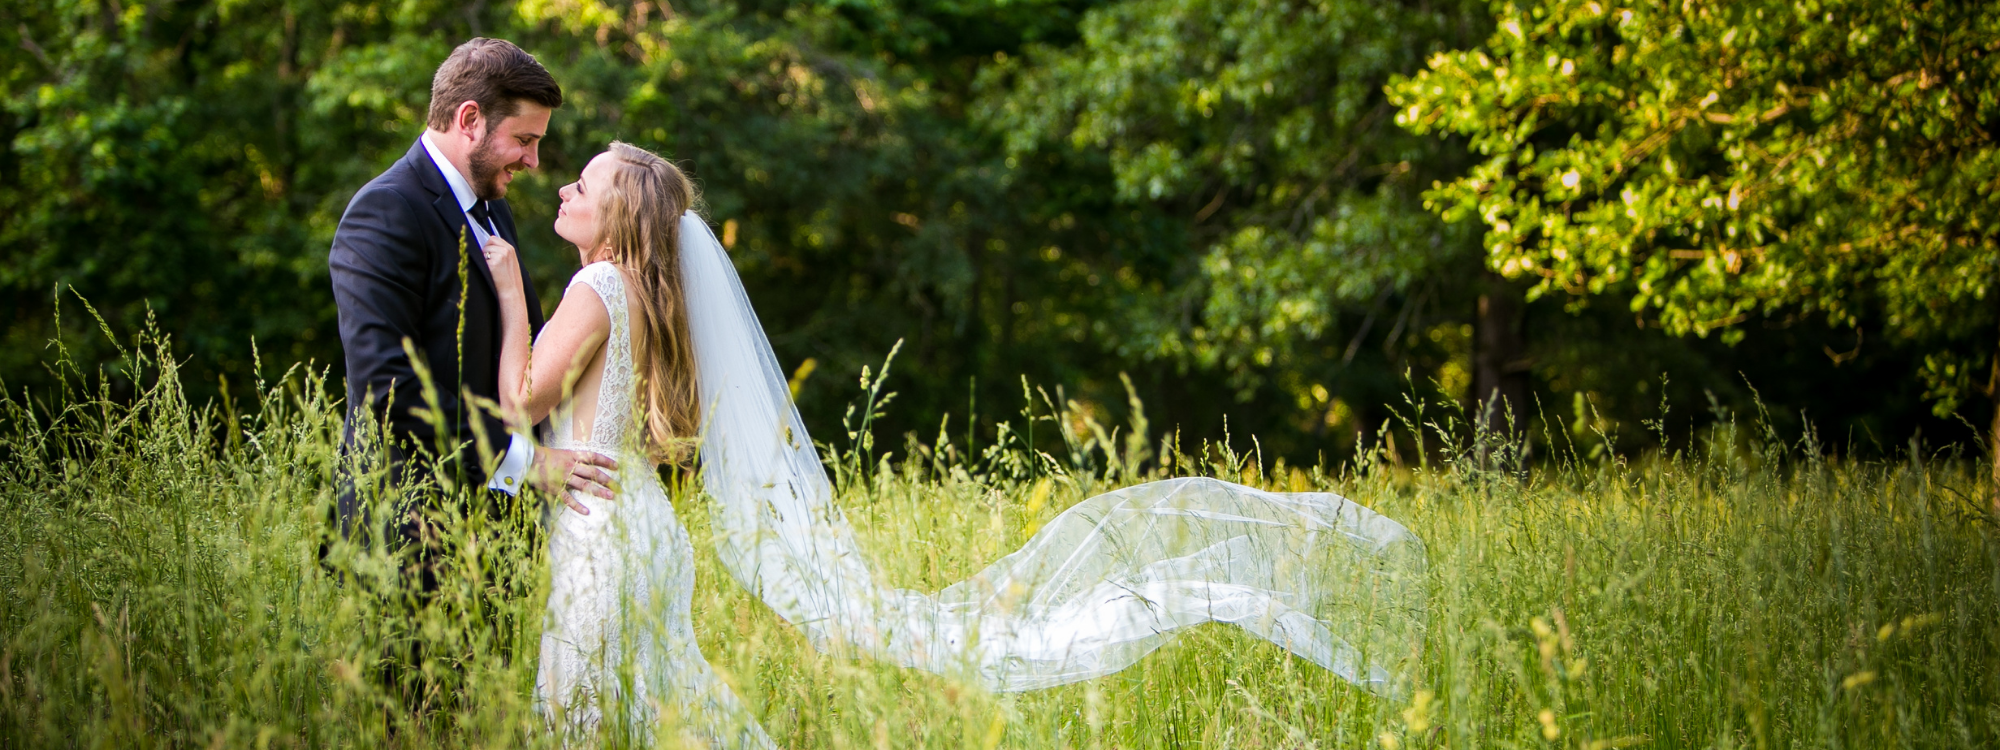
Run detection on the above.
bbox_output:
[426,38,563,132]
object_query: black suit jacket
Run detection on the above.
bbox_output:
[330,139,546,517]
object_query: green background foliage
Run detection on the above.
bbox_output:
[1389,0,2000,418]
[4,1,1999,745]
[1,0,1988,460]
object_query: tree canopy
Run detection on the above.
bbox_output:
[2,0,1986,463]
[1390,0,2000,417]
[981,0,1487,408]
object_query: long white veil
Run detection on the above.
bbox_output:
[677,211,1427,696]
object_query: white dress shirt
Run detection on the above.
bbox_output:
[421,132,534,496]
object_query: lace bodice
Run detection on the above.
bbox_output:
[543,262,636,458]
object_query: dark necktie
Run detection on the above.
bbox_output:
[467,201,497,237]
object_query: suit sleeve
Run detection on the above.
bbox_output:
[329,186,464,467]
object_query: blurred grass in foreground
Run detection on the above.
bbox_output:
[1,326,1996,749]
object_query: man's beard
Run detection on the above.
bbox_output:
[467,138,511,201]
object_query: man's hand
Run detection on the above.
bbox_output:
[530,447,620,514]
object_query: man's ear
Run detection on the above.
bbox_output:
[454,100,484,140]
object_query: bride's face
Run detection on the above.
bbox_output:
[555,152,618,261]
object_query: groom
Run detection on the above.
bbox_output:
[331,37,617,522]
[327,37,616,694]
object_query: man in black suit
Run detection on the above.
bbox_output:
[327,38,616,706]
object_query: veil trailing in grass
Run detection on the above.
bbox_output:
[676,211,1428,697]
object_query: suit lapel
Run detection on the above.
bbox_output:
[407,140,501,302]
[490,199,519,247]
[431,194,502,301]
[487,201,548,333]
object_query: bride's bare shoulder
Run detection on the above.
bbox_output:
[541,268,613,342]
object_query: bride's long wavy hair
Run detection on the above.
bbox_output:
[594,141,699,464]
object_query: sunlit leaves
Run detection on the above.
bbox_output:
[1389,0,2000,411]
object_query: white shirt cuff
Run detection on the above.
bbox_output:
[486,432,535,495]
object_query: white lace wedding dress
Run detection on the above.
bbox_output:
[534,262,773,748]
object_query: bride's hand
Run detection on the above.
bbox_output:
[483,236,525,300]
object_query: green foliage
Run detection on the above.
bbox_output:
[979,0,1490,400]
[1,0,1197,454]
[1389,0,2000,414]
[2,0,1985,470]
[1,0,379,387]
[3,325,1997,747]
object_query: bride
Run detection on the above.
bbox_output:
[481,142,1428,746]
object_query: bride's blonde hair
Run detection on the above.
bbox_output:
[594,141,699,464]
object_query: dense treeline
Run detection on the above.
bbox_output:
[2,0,1987,464]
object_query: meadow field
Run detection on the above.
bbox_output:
[2,334,1996,749]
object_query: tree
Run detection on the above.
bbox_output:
[7,0,1984,467]
[0,0,1101,446]
[976,0,1498,452]
[1389,0,2000,480]
[1,0,391,391]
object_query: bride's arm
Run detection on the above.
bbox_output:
[483,238,609,428]
[511,283,609,424]
[483,236,535,427]
[483,238,617,511]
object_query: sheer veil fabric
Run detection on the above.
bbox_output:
[677,212,1430,697]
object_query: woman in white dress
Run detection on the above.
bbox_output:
[482,141,1428,747]
[483,142,771,746]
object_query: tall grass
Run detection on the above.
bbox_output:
[2,326,1996,748]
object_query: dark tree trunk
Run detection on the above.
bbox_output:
[1984,338,2000,520]
[1473,271,1531,441]
[1990,388,1998,518]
